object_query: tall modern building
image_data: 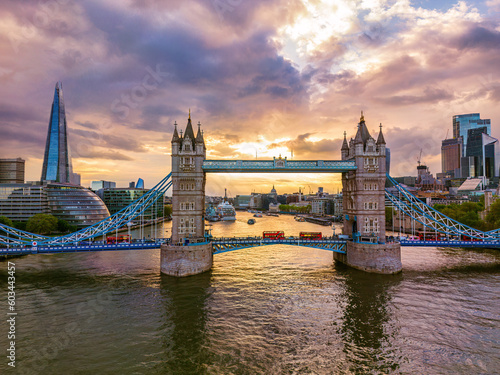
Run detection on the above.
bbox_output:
[441,138,462,177]
[0,158,25,184]
[452,113,491,156]
[461,127,500,179]
[41,82,79,185]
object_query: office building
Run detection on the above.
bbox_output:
[234,195,252,209]
[453,113,491,156]
[45,183,110,227]
[102,188,157,219]
[41,82,77,184]
[0,183,49,222]
[91,180,116,191]
[311,198,331,216]
[461,127,500,178]
[0,182,109,227]
[0,83,109,227]
[441,138,462,177]
[0,158,25,184]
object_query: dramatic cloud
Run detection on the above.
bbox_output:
[0,0,498,193]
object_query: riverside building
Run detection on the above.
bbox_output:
[0,83,109,227]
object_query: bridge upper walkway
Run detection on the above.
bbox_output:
[202,159,356,173]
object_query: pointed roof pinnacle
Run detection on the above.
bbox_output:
[377,123,386,144]
[172,120,180,142]
[195,120,204,143]
[341,130,349,150]
[354,112,372,144]
[183,112,195,142]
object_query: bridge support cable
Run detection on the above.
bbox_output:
[0,224,49,242]
[385,175,498,241]
[0,173,172,247]
[42,177,172,246]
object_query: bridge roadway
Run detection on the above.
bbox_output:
[1,238,499,256]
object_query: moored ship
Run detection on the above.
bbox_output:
[205,205,219,222]
[216,189,236,221]
[217,200,236,221]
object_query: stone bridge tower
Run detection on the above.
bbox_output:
[336,112,402,274]
[170,112,206,243]
[341,112,386,241]
[161,112,213,277]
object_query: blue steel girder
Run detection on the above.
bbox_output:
[385,175,500,241]
[203,159,356,173]
[211,238,347,254]
[0,173,172,247]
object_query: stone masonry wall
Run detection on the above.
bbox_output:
[161,243,213,277]
[334,242,402,274]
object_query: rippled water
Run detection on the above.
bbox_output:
[1,212,499,374]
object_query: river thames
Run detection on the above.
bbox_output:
[1,212,499,374]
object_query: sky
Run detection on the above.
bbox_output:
[0,0,499,196]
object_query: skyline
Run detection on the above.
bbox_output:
[1,0,499,195]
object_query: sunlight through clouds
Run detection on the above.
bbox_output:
[0,0,498,193]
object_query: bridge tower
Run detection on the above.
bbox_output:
[336,112,402,274]
[160,112,213,277]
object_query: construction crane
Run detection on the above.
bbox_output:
[417,149,423,166]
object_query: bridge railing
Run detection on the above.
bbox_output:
[0,173,173,247]
[385,174,499,241]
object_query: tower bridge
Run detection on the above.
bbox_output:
[2,112,499,274]
[162,111,402,276]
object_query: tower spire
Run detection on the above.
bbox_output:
[172,121,180,142]
[41,82,74,183]
[341,130,349,150]
[377,123,386,145]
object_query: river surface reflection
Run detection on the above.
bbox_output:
[0,212,499,374]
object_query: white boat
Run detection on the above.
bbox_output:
[217,200,236,221]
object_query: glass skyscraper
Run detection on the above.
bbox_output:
[452,113,491,156]
[461,127,500,178]
[41,82,75,184]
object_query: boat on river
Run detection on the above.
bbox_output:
[217,201,236,221]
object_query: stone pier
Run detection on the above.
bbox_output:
[160,242,213,277]
[333,242,402,274]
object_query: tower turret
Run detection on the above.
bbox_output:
[376,123,386,144]
[171,121,180,154]
[195,121,205,154]
[341,131,349,160]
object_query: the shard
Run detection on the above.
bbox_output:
[41,82,75,184]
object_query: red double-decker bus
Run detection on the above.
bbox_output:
[107,235,131,244]
[263,231,285,239]
[299,232,322,240]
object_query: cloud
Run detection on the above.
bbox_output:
[375,87,455,106]
[0,0,499,191]
[268,133,343,159]
[453,25,500,50]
